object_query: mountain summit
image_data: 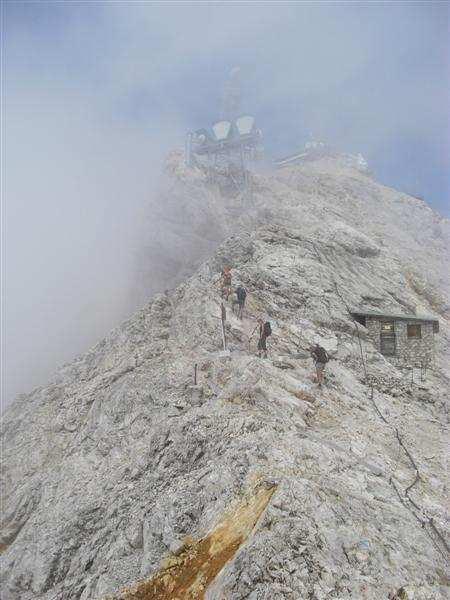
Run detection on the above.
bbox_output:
[2,152,449,600]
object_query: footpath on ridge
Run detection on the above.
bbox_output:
[1,154,449,600]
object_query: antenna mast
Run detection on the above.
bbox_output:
[221,67,242,121]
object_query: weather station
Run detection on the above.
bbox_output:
[185,68,263,195]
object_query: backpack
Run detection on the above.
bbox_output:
[263,321,272,337]
[222,272,232,286]
[315,345,328,363]
[236,286,247,303]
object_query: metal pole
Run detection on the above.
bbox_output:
[194,363,197,385]
[185,133,192,167]
[221,303,227,351]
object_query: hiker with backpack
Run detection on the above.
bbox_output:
[219,266,232,301]
[310,343,329,387]
[232,286,247,319]
[250,318,272,358]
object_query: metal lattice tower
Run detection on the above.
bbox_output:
[185,68,263,195]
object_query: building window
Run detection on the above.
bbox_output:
[407,324,422,339]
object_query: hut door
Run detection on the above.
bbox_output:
[380,322,396,356]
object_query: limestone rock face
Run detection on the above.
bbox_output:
[1,154,449,600]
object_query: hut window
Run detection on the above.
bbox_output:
[407,324,422,339]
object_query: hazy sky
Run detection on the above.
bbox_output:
[2,1,449,405]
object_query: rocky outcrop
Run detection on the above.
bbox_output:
[1,153,449,599]
[106,482,277,600]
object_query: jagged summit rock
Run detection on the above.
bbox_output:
[1,153,449,599]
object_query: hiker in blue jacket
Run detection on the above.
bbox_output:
[232,286,247,319]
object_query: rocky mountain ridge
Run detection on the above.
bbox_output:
[1,152,449,599]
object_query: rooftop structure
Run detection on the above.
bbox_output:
[185,116,263,194]
[185,69,263,194]
[187,116,262,160]
[275,140,369,173]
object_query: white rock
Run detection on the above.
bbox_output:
[1,152,448,600]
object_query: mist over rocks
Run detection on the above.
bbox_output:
[1,153,449,599]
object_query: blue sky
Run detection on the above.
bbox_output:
[2,1,449,404]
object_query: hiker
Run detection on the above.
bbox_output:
[220,266,232,301]
[388,588,408,600]
[310,343,329,387]
[250,318,272,358]
[232,286,247,319]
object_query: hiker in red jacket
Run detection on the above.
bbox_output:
[220,266,232,301]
